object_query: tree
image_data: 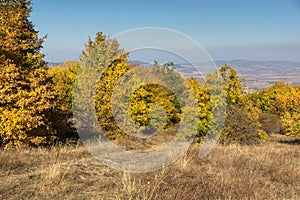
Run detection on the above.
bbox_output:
[185,66,265,145]
[128,62,183,134]
[187,77,212,140]
[0,0,56,147]
[219,64,244,105]
[216,65,268,144]
[48,61,80,140]
[249,82,300,137]
[73,32,129,140]
[95,60,184,139]
[95,59,129,139]
[281,112,300,137]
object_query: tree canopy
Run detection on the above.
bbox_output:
[1,1,298,148]
[0,0,56,147]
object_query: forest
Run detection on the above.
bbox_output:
[0,0,299,148]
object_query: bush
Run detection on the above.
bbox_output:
[259,113,282,135]
[220,105,268,145]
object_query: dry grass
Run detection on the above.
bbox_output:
[0,134,299,200]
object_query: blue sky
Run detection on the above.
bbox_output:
[30,0,300,62]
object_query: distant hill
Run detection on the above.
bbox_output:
[213,60,300,91]
[127,59,300,91]
[47,59,300,91]
[128,60,150,66]
[47,62,61,68]
[214,59,300,68]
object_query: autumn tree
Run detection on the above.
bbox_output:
[219,65,244,105]
[96,60,184,139]
[48,61,80,140]
[0,0,56,147]
[71,32,129,140]
[187,77,212,141]
[220,65,269,144]
[75,34,187,140]
[128,62,184,135]
[249,82,300,137]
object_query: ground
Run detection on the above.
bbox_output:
[0,134,299,200]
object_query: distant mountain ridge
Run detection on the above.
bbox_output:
[127,59,300,68]
[47,62,61,68]
[212,60,300,90]
[47,59,300,91]
[126,59,300,91]
[214,59,300,68]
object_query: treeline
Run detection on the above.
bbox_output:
[0,0,299,148]
[249,82,300,137]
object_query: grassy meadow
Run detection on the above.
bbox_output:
[1,134,299,200]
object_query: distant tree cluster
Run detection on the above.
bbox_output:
[0,0,298,148]
[249,82,300,137]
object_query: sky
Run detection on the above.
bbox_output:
[30,0,300,62]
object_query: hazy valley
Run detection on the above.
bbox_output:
[123,59,300,91]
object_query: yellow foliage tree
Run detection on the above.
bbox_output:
[250,82,300,137]
[187,77,212,140]
[48,61,81,140]
[0,0,56,147]
[206,65,268,144]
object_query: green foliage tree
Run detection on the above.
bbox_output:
[0,0,56,147]
[74,32,129,139]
